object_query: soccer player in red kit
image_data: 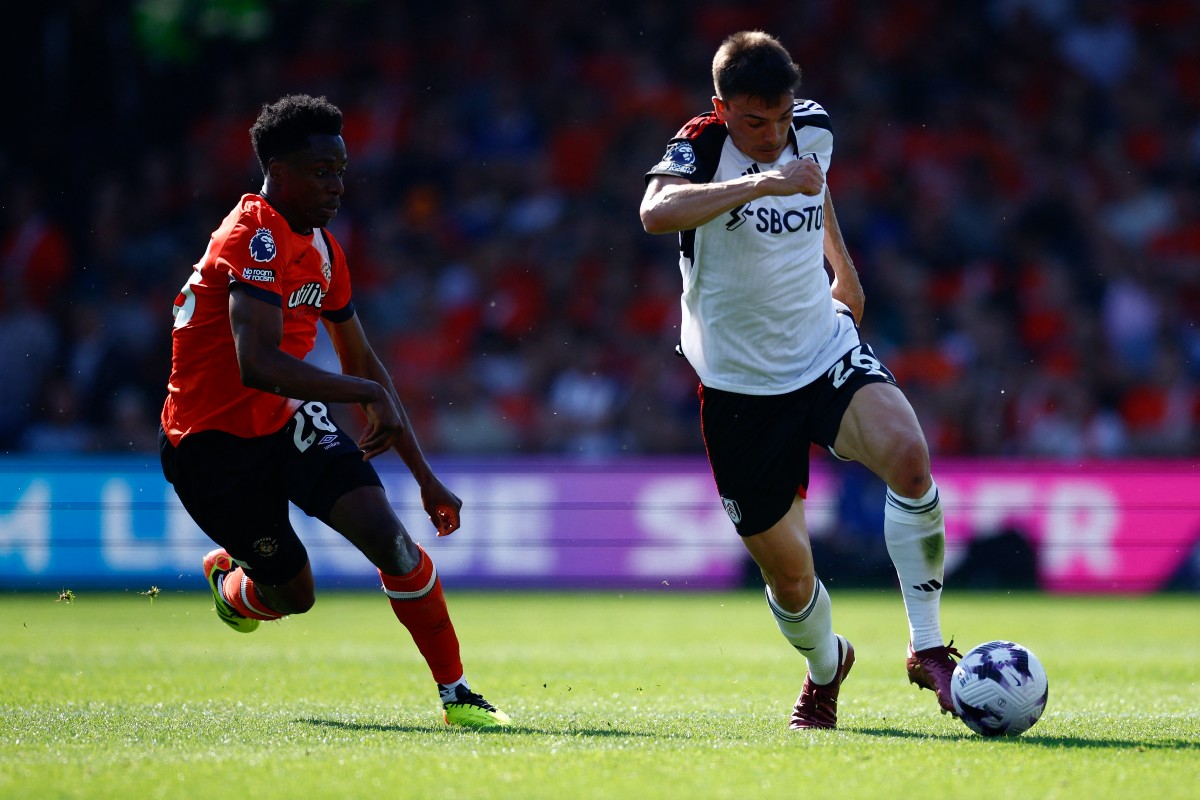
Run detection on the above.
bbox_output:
[160,94,508,728]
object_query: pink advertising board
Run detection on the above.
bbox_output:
[403,458,1198,593]
[933,459,1200,593]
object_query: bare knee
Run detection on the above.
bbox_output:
[884,433,932,499]
[368,534,421,577]
[763,567,816,613]
[743,501,817,613]
[330,487,422,576]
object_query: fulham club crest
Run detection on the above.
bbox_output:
[721,496,742,525]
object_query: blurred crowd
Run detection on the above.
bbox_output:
[4,0,1200,459]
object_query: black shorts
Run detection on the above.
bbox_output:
[159,401,383,584]
[699,342,896,537]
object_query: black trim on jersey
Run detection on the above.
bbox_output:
[322,301,355,323]
[796,114,832,133]
[794,110,832,134]
[230,280,282,307]
[680,228,697,264]
[318,228,336,257]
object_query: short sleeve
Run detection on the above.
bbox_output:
[220,218,287,299]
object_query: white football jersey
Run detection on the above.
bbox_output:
[647,100,858,395]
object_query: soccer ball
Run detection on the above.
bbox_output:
[950,640,1048,737]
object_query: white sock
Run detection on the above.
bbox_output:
[765,580,839,684]
[884,480,946,652]
[438,676,468,703]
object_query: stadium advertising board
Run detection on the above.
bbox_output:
[0,457,1196,592]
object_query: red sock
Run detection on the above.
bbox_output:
[379,546,464,685]
[222,567,284,621]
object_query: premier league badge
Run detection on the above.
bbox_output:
[249,228,277,262]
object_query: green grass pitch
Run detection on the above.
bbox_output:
[2,589,1197,799]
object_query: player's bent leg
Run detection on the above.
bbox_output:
[881,474,956,716]
[328,485,422,574]
[379,550,511,728]
[331,486,512,729]
[832,381,931,497]
[330,486,464,685]
[743,501,849,727]
[885,482,948,649]
[203,549,260,633]
[379,545,464,682]
[741,499,818,612]
[254,562,317,615]
[202,549,305,632]
[834,383,957,715]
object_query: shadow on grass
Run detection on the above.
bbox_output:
[297,717,655,738]
[300,718,1197,748]
[853,726,1199,750]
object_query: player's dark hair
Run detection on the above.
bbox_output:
[249,94,343,173]
[712,31,801,104]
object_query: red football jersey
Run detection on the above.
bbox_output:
[161,194,353,445]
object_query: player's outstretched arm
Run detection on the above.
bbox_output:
[322,313,463,536]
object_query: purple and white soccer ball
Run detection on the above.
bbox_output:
[950,640,1049,737]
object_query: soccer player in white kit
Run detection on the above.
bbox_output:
[640,30,961,729]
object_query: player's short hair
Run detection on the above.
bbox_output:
[712,31,801,104]
[249,94,343,173]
